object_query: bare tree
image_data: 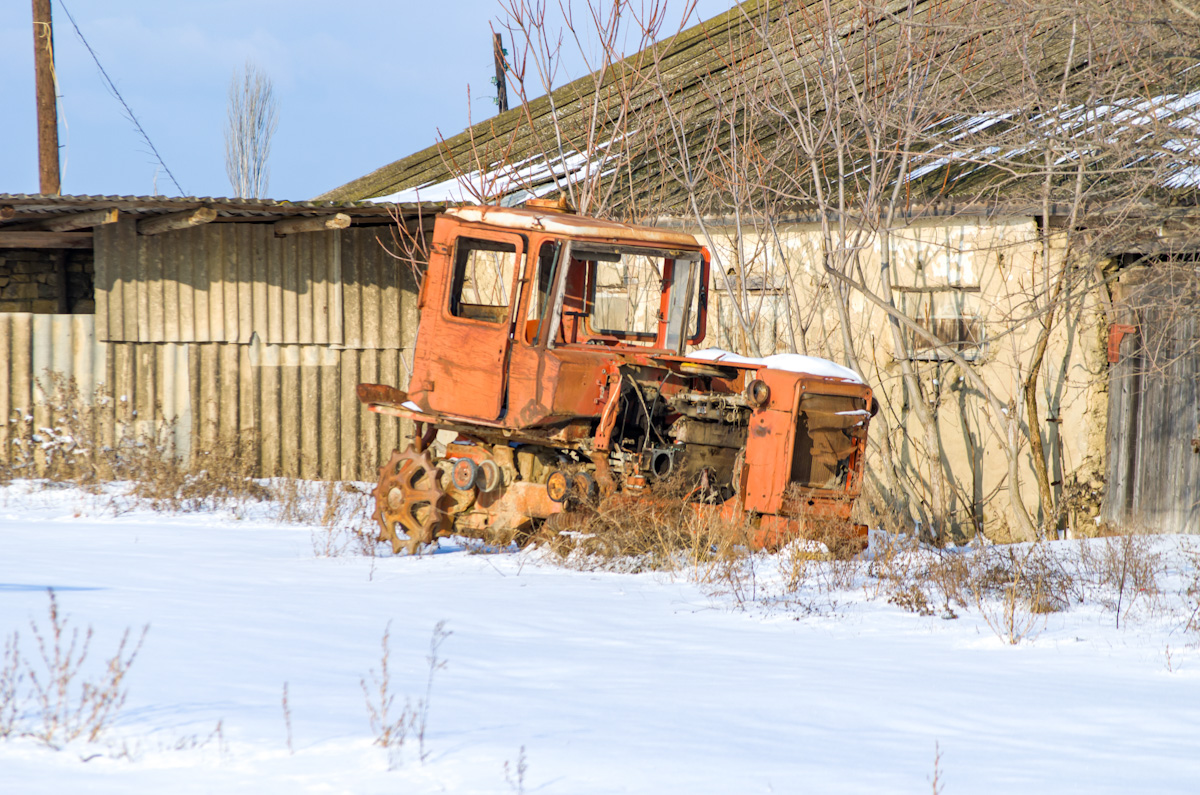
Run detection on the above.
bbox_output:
[428,0,1200,541]
[225,60,279,199]
[925,0,1200,536]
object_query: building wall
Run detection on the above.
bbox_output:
[696,216,1112,540]
[0,248,94,314]
[1,222,421,483]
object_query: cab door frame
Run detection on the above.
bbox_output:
[414,225,527,421]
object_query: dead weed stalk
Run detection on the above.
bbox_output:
[535,493,756,578]
[1077,533,1163,628]
[1,589,148,749]
[505,745,529,794]
[361,620,451,768]
[1183,541,1200,640]
[282,681,294,754]
[1,632,21,739]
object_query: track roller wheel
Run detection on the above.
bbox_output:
[451,458,479,490]
[477,459,503,492]
[546,470,570,503]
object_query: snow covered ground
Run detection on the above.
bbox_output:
[1,481,1199,794]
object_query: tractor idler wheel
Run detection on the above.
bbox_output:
[372,444,449,555]
[477,459,503,492]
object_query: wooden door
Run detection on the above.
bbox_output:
[1103,267,1200,534]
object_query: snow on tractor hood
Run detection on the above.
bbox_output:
[686,348,864,384]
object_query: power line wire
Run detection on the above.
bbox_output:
[55,0,185,196]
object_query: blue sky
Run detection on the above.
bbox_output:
[1,1,731,200]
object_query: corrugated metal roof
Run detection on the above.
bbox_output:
[317,0,1200,216]
[0,193,443,222]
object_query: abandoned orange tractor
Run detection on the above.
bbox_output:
[356,199,878,554]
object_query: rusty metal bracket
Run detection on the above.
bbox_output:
[1107,324,1137,363]
[592,366,623,452]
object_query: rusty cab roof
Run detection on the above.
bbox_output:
[445,205,701,251]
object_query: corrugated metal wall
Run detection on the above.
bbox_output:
[4,223,420,482]
[0,313,414,482]
[340,225,417,349]
[95,221,412,348]
[184,340,413,481]
[0,313,108,459]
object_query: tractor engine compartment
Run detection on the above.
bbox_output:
[599,374,750,500]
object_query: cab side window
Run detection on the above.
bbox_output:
[523,241,560,343]
[449,237,519,323]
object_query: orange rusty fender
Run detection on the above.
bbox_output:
[364,402,439,423]
[742,369,801,516]
[740,370,874,516]
[652,354,866,388]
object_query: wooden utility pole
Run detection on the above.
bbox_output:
[32,0,61,195]
[493,33,508,114]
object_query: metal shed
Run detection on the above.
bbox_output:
[0,194,439,480]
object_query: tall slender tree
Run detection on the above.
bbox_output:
[224,60,278,199]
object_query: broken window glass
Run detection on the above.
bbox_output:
[449,237,520,323]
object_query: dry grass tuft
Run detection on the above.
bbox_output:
[1,589,147,749]
[124,438,268,514]
[534,493,755,576]
[1183,541,1200,640]
[1,374,384,553]
[1077,533,1163,628]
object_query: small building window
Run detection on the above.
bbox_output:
[449,237,520,323]
[714,274,790,355]
[896,288,984,360]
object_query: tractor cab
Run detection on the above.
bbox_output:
[405,203,709,426]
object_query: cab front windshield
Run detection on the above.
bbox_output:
[528,240,703,353]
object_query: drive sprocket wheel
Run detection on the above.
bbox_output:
[372,444,449,555]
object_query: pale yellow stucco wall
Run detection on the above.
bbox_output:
[689,216,1111,540]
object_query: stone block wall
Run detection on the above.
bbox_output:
[0,249,95,314]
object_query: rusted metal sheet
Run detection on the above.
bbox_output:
[448,205,700,248]
[1107,323,1137,363]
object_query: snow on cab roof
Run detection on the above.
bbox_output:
[689,348,864,384]
[446,205,701,249]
